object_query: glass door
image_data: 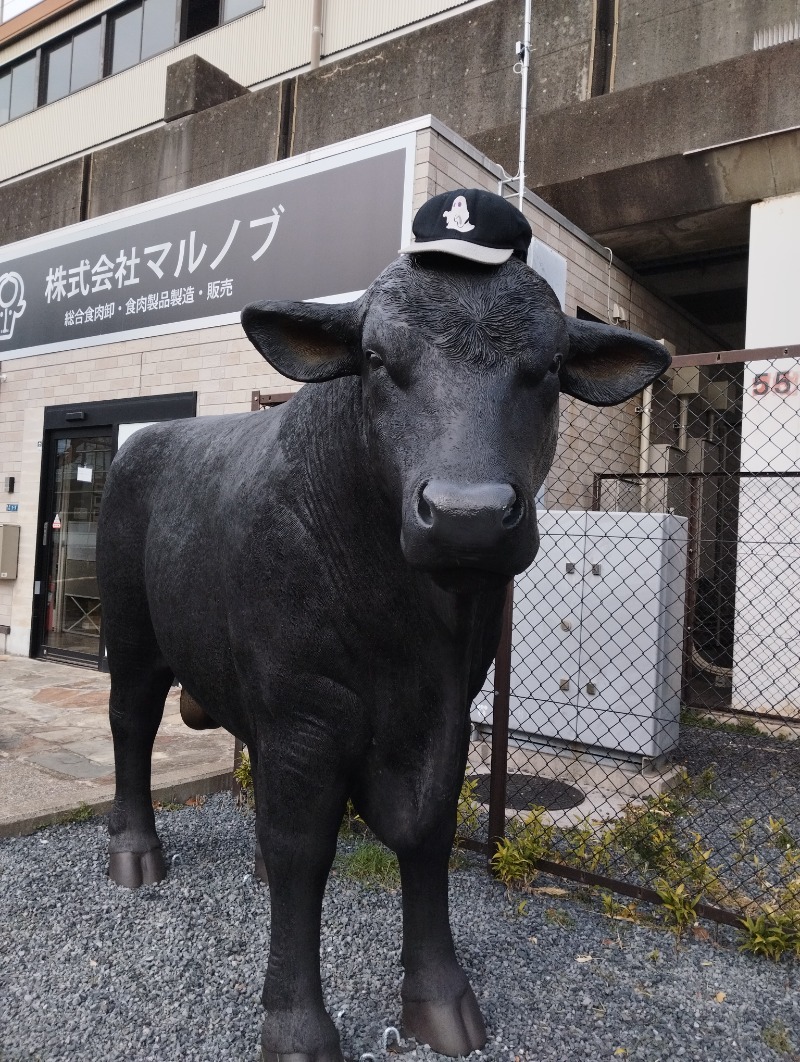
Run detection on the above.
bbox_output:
[39,429,113,664]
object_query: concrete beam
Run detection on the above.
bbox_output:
[0,157,84,246]
[470,42,800,261]
[89,85,282,218]
[164,55,249,123]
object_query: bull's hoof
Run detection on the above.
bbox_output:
[260,1012,343,1062]
[261,1050,344,1062]
[254,850,268,884]
[108,847,167,889]
[403,985,487,1057]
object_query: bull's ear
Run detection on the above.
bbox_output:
[561,317,671,406]
[241,299,362,382]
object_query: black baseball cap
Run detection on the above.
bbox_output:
[400,188,533,265]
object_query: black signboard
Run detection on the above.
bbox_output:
[0,139,412,359]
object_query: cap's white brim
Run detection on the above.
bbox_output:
[398,238,513,265]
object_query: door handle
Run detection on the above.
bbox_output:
[42,520,48,547]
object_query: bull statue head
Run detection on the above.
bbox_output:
[243,191,668,592]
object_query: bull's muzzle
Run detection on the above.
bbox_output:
[401,478,535,583]
[416,480,523,546]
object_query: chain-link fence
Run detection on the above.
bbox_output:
[466,352,800,928]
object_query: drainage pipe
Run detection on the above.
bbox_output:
[677,396,689,453]
[638,383,653,510]
[310,0,323,71]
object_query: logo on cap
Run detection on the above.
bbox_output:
[399,187,533,265]
[443,195,475,233]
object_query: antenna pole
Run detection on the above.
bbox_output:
[517,0,532,209]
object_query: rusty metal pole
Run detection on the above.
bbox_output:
[488,580,514,866]
[232,738,245,801]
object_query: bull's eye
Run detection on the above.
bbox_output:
[550,354,563,374]
[367,350,384,371]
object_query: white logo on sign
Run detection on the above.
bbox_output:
[0,272,26,341]
[443,196,475,233]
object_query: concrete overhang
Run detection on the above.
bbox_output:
[539,126,800,265]
[473,38,800,263]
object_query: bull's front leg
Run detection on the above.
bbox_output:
[254,726,349,1062]
[357,764,487,1058]
[397,829,487,1056]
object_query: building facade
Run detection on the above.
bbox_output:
[1,0,798,679]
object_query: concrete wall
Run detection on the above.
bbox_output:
[87,85,283,218]
[614,0,800,91]
[5,0,799,260]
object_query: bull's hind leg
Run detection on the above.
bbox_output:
[106,638,173,889]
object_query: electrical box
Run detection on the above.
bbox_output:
[0,524,20,580]
[475,511,688,762]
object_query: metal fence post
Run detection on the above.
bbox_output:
[488,580,514,866]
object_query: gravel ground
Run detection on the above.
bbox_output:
[677,724,800,897]
[2,793,799,1062]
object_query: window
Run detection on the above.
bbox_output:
[222,0,262,22]
[43,22,102,104]
[141,0,180,60]
[8,55,36,120]
[0,70,10,125]
[109,0,179,75]
[0,0,263,127]
[109,6,143,74]
[181,0,260,40]
[70,23,103,91]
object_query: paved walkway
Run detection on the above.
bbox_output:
[0,655,234,837]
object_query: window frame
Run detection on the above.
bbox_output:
[40,16,105,106]
[7,50,38,121]
[0,0,264,128]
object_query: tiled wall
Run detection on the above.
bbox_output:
[0,123,717,651]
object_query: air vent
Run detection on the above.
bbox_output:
[754,20,800,50]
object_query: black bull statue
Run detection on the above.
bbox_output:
[97,253,669,1060]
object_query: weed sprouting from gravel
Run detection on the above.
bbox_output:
[762,1019,794,1054]
[338,841,399,889]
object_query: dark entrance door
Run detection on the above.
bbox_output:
[32,391,198,669]
[38,428,113,665]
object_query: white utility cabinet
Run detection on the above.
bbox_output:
[476,511,688,761]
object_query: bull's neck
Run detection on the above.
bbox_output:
[289,375,399,539]
[284,377,507,644]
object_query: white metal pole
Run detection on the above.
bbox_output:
[517,0,532,209]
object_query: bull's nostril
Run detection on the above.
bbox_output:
[417,488,434,528]
[501,489,524,530]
